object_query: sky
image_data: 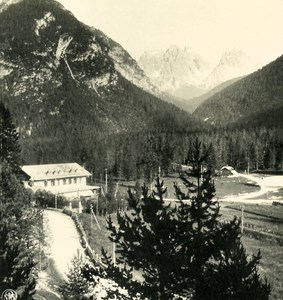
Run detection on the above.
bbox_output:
[56,0,283,66]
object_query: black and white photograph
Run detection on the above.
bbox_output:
[0,0,283,299]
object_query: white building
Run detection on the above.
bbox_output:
[22,163,100,200]
[221,165,238,176]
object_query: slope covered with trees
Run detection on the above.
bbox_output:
[191,55,283,174]
[194,55,283,126]
[0,0,202,177]
[171,76,243,113]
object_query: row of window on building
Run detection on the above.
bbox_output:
[45,177,84,187]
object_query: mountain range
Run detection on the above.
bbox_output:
[139,46,210,100]
[0,0,282,167]
[138,46,257,110]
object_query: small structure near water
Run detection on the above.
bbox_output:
[221,165,237,176]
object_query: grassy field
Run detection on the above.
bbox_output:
[115,173,260,200]
[214,176,260,198]
[242,236,283,300]
[224,203,283,220]
[78,213,113,256]
[220,204,283,299]
[220,205,283,237]
[251,188,283,200]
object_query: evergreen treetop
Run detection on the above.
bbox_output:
[0,102,21,175]
[102,138,270,300]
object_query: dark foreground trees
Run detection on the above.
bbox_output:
[0,103,43,299]
[0,103,22,175]
[103,139,270,299]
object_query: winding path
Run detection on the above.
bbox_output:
[44,210,84,280]
[220,174,283,204]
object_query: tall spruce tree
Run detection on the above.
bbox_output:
[105,178,185,299]
[0,104,41,299]
[0,102,21,175]
[173,138,270,299]
[103,138,270,300]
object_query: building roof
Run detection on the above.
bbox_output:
[221,166,235,171]
[22,163,91,181]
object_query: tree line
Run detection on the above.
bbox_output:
[0,102,275,299]
[18,123,283,186]
[75,125,283,183]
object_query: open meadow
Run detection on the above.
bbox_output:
[113,173,261,201]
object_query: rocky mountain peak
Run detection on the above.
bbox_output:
[204,48,256,89]
[219,49,250,67]
[138,45,211,99]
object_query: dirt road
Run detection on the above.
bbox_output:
[220,174,283,204]
[44,210,84,280]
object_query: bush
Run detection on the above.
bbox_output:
[34,190,68,208]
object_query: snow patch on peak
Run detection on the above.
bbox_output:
[35,12,55,36]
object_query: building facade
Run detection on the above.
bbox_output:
[22,163,100,200]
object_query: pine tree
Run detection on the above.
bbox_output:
[104,138,270,299]
[0,162,40,300]
[0,102,21,175]
[0,105,42,299]
[59,252,90,300]
[105,179,186,299]
[174,138,270,299]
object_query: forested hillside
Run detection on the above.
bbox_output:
[171,76,243,113]
[189,55,283,175]
[194,55,283,126]
[0,0,201,178]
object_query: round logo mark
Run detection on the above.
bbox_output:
[1,289,17,300]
